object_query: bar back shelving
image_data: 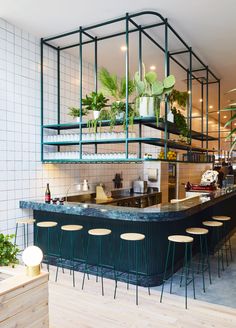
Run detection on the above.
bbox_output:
[41,11,220,164]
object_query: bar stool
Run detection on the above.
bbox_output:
[202,220,224,278]
[55,224,83,287]
[186,227,212,292]
[160,235,195,309]
[35,221,58,271]
[14,218,35,249]
[212,216,233,265]
[82,228,112,296]
[114,233,149,306]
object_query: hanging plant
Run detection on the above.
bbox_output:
[133,65,175,124]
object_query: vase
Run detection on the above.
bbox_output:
[93,111,100,120]
[138,96,155,117]
[116,112,125,120]
[167,109,174,123]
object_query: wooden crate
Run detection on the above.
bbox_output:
[0,266,49,328]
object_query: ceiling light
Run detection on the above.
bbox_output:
[209,105,213,109]
[188,90,191,94]
[223,115,227,119]
[199,99,203,102]
[234,123,236,126]
[150,65,156,70]
[120,45,127,52]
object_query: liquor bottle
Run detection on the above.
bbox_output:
[45,183,51,203]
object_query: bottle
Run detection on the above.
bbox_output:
[82,179,88,191]
[45,183,51,203]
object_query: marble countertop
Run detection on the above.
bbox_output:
[19,187,236,222]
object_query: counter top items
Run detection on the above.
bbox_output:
[113,173,123,188]
[133,179,148,193]
[185,169,219,192]
[45,183,51,203]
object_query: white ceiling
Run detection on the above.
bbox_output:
[1,0,236,124]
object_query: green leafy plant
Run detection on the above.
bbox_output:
[134,69,175,98]
[68,106,88,118]
[82,91,109,112]
[169,89,188,109]
[168,89,189,139]
[222,105,236,153]
[0,233,20,267]
[133,66,175,124]
[99,68,135,100]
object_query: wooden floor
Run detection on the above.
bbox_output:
[48,267,236,328]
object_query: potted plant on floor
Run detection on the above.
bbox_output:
[0,233,20,267]
[82,91,109,120]
[68,107,89,122]
[134,66,175,125]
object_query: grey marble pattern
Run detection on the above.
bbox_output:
[19,187,236,222]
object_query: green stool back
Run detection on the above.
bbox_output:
[14,218,35,249]
[212,216,233,265]
[114,232,149,306]
[186,227,211,292]
[82,228,112,296]
[202,220,224,278]
[160,235,195,309]
[35,221,58,272]
[55,224,83,287]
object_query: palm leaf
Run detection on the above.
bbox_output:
[221,107,236,111]
[225,128,236,140]
[229,137,236,154]
[224,113,236,127]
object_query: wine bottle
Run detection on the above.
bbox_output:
[45,183,51,203]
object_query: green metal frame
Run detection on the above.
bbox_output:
[40,10,220,164]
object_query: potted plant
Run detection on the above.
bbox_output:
[82,91,109,120]
[0,233,20,267]
[98,67,135,120]
[134,67,175,124]
[68,107,88,122]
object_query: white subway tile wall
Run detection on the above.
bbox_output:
[0,18,143,249]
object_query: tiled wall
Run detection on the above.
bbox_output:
[0,18,142,249]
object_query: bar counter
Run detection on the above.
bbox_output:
[20,187,236,286]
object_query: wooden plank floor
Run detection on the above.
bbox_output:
[48,268,236,328]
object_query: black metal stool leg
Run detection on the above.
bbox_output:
[14,223,18,246]
[160,241,171,303]
[229,237,233,261]
[135,242,138,305]
[55,230,63,282]
[223,225,229,267]
[82,235,90,290]
[204,234,212,284]
[199,235,205,292]
[189,243,196,299]
[184,244,188,309]
[170,242,175,294]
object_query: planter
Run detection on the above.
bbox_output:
[137,96,155,117]
[116,112,125,120]
[167,109,174,123]
[93,110,100,120]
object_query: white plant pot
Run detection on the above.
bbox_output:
[93,111,100,120]
[138,97,155,117]
[116,112,125,120]
[167,110,174,123]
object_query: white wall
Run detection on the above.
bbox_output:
[0,18,142,249]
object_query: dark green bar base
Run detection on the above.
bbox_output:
[33,192,236,286]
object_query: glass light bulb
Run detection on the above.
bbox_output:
[22,246,43,267]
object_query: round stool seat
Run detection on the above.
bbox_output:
[37,221,58,228]
[203,221,223,227]
[120,233,145,241]
[61,224,83,231]
[186,227,208,235]
[212,216,231,222]
[88,228,111,236]
[16,218,35,224]
[168,235,193,243]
